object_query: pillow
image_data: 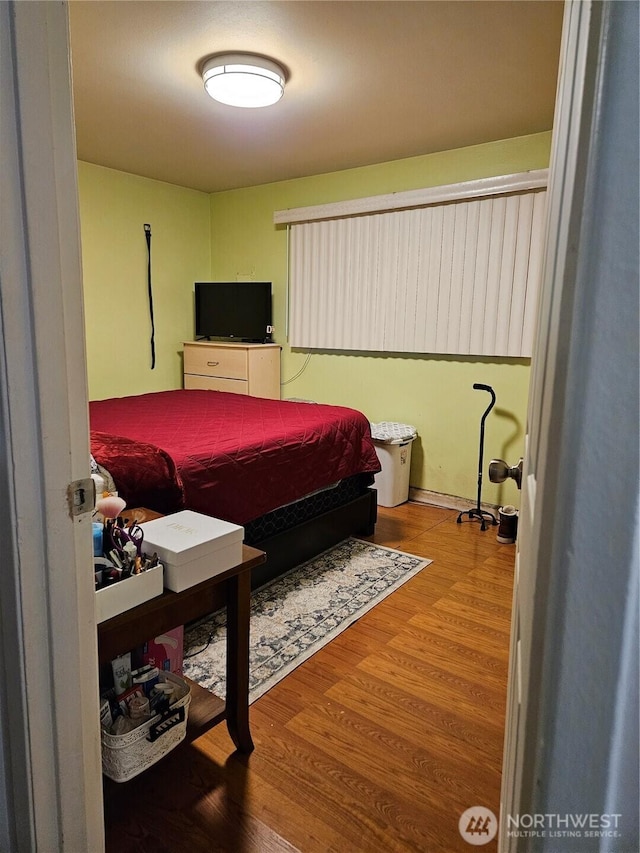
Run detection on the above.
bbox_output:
[90,431,185,515]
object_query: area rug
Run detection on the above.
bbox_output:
[182,537,431,703]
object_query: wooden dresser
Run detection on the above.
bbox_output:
[183,341,281,399]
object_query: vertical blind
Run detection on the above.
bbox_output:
[284,180,547,357]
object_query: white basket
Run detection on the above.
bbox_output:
[370,421,417,444]
[101,671,191,783]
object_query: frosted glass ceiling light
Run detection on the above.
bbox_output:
[202,54,285,108]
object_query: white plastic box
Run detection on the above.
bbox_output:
[140,510,244,592]
[95,564,164,623]
[370,422,418,508]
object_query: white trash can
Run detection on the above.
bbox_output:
[370,422,418,507]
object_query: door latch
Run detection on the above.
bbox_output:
[67,477,95,517]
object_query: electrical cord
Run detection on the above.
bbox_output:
[281,351,312,386]
[183,631,214,658]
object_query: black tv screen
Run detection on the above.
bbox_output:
[195,281,273,342]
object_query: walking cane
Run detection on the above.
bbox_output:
[456,384,498,531]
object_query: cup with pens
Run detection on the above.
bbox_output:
[93,495,158,588]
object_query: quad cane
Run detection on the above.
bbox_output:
[456,384,498,531]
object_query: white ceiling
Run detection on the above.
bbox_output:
[68,1,564,194]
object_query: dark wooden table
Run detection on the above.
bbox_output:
[97,512,265,754]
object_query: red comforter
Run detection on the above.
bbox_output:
[90,390,380,525]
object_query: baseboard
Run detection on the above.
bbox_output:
[409,486,499,514]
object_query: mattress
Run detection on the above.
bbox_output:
[90,389,380,525]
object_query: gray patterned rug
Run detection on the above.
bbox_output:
[183,537,431,704]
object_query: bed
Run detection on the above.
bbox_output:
[90,389,380,585]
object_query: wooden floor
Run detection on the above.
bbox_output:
[103,502,515,853]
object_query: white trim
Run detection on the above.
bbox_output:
[274,169,549,224]
[408,486,500,514]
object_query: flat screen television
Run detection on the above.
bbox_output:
[194,281,273,342]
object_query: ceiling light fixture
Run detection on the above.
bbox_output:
[201,53,285,108]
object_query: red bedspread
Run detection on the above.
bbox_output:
[90,390,380,525]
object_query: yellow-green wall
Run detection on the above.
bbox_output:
[78,161,210,399]
[208,132,552,506]
[78,132,551,506]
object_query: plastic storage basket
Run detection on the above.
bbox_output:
[101,671,191,782]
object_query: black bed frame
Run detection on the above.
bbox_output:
[249,487,378,589]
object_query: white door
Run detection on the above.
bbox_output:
[500,0,639,846]
[499,1,599,832]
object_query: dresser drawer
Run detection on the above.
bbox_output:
[183,344,247,380]
[183,341,281,399]
[184,374,249,394]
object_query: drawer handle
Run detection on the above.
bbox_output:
[207,361,220,367]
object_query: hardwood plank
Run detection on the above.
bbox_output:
[356,648,508,720]
[363,517,429,548]
[409,609,511,659]
[193,728,385,853]
[477,554,519,582]
[324,676,505,767]
[439,600,513,637]
[102,503,514,852]
[377,503,454,531]
[453,574,516,603]
[386,624,508,688]
[284,700,501,828]
[104,744,298,853]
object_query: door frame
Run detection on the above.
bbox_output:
[0,2,104,850]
